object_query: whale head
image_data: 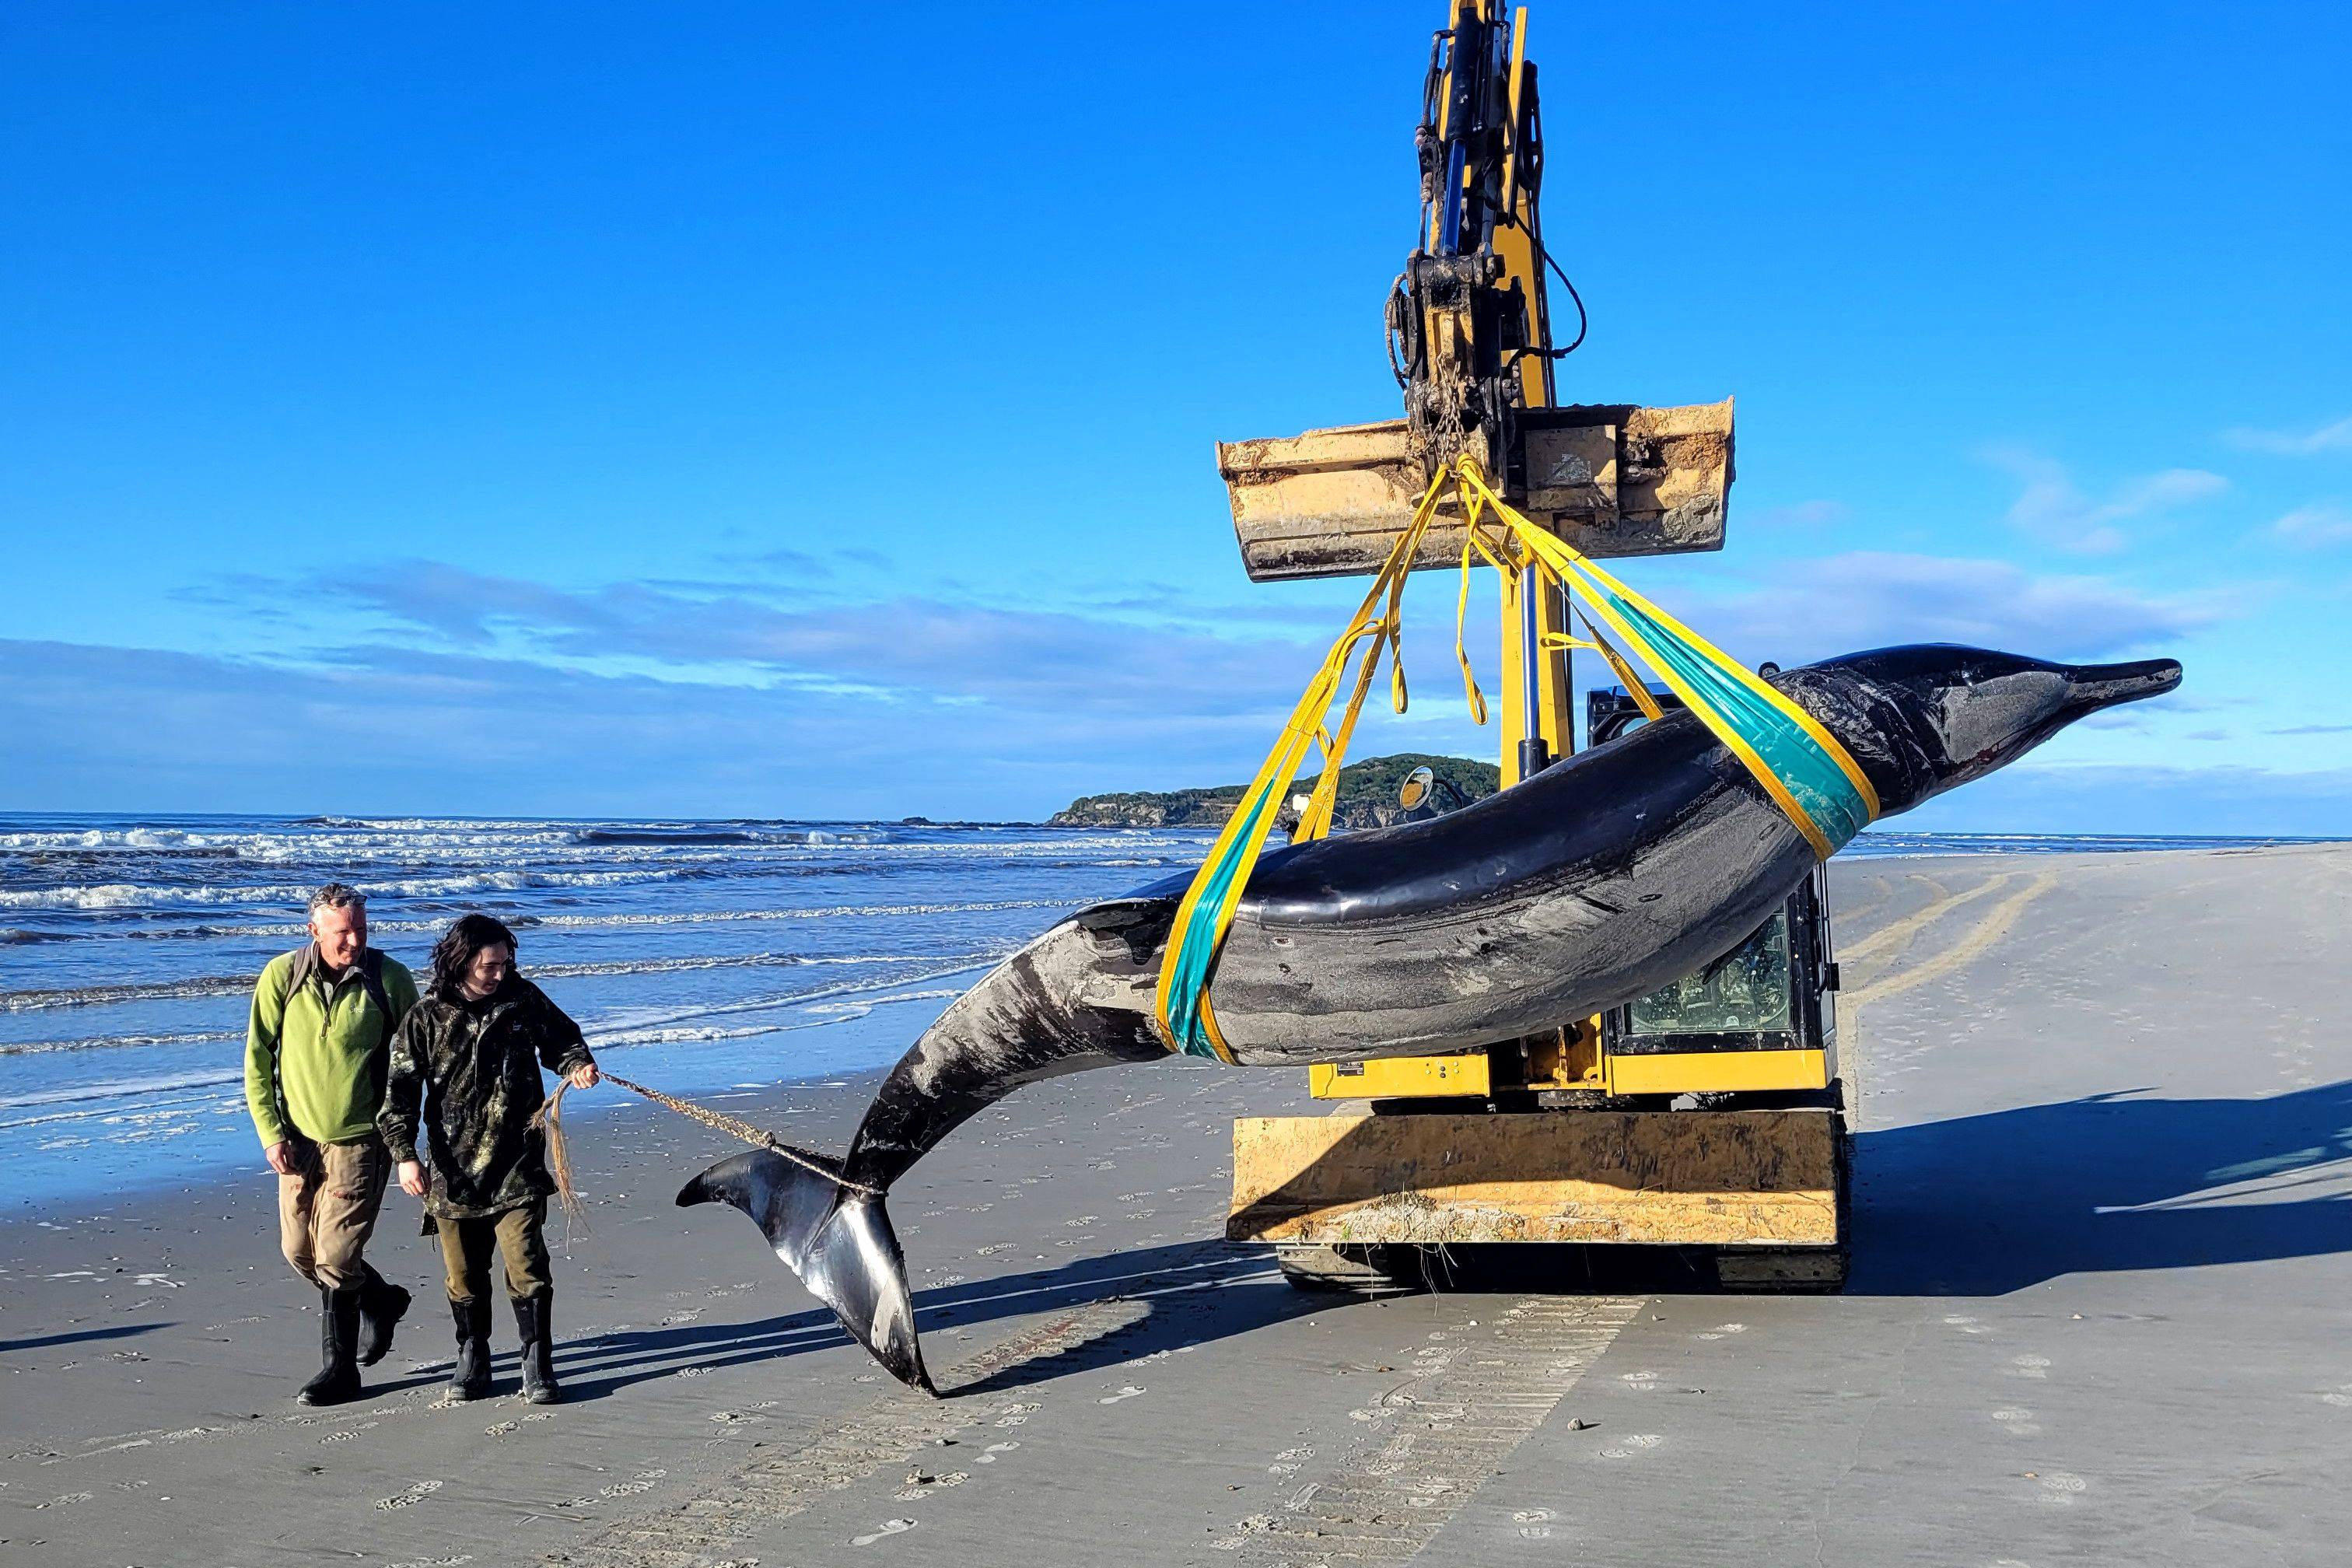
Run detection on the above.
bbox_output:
[1781,644,2182,817]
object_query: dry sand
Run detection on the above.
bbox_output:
[2,843,2347,1566]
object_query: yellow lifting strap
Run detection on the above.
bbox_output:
[1150,468,1452,1061]
[1151,454,1879,1062]
[1450,457,1878,859]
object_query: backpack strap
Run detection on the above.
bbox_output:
[357,949,400,1046]
[285,943,401,1042]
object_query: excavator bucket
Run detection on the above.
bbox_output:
[1218,399,1735,582]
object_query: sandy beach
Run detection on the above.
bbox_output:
[4,842,2347,1566]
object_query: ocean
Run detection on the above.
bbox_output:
[0,813,2315,1210]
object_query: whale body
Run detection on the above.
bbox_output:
[681,644,2181,1390]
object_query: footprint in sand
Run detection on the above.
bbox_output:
[1099,1385,1146,1405]
[375,1479,443,1510]
[852,1518,917,1545]
[974,1442,1020,1465]
[485,1421,519,1437]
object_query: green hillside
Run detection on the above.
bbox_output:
[1048,752,1500,830]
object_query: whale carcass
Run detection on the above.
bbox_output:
[681,644,2182,1391]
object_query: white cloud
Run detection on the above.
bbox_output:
[1989,450,2228,555]
[1670,551,2214,666]
[0,636,1294,820]
[2227,416,2352,456]
[2271,503,2352,548]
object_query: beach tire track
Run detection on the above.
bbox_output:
[559,1296,1144,1568]
[1214,1296,1641,1563]
[1837,873,2016,975]
[1846,871,2057,1011]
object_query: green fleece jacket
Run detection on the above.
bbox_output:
[244,947,420,1146]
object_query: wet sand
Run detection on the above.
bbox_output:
[3,843,2347,1566]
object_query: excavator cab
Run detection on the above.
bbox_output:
[1221,0,1852,1297]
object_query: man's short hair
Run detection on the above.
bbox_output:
[307,883,367,918]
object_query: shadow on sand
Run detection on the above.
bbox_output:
[550,1239,1314,1402]
[509,1080,2352,1397]
[0,1320,176,1356]
[1399,1078,2352,1298]
[1847,1076,2352,1294]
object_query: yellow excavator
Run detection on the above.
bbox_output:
[1219,0,1849,1292]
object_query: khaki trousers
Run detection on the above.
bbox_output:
[436,1202,551,1303]
[278,1134,390,1291]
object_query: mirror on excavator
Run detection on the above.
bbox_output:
[1398,765,1472,815]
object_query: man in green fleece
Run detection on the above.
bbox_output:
[245,882,421,1405]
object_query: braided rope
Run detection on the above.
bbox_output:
[533,1072,882,1215]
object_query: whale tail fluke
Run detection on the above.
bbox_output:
[677,1148,934,1395]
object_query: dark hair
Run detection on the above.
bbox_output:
[429,913,520,1001]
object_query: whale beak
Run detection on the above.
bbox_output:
[2063,656,2183,714]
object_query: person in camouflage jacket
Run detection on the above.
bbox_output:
[379,912,597,1404]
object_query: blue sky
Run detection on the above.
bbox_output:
[2,2,2347,831]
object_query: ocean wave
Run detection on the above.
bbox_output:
[0,1068,244,1114]
[0,943,1010,1013]
[46,898,1076,943]
[586,957,994,1034]
[529,948,996,982]
[0,864,712,913]
[1,974,256,1011]
[0,1030,242,1058]
[575,828,760,847]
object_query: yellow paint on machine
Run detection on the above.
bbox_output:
[1227,1109,1842,1246]
[1308,1053,1493,1100]
[1601,1048,1831,1097]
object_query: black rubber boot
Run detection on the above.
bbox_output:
[513,1289,558,1405]
[446,1295,492,1401]
[296,1286,363,1406]
[356,1265,410,1368]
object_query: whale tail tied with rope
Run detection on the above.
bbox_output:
[535,1073,933,1393]
[678,1147,932,1393]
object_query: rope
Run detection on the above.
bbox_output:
[531,1072,882,1227]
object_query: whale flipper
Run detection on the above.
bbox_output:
[677,1149,932,1394]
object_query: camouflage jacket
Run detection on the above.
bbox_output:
[377,977,594,1220]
